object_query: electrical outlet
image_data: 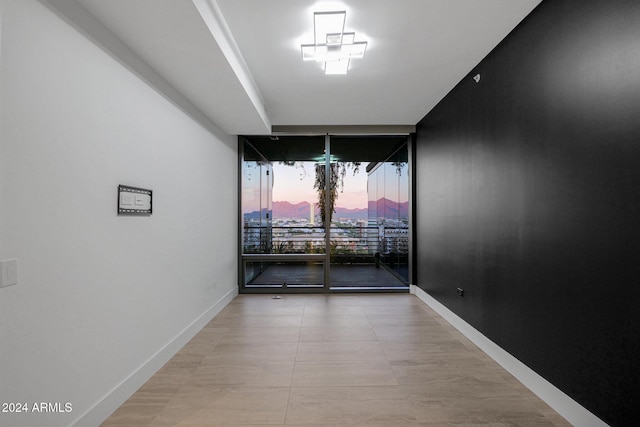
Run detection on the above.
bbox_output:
[456,287,464,297]
[1,259,18,288]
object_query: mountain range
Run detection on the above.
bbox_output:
[244,199,408,220]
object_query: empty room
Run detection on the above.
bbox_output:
[1,1,638,426]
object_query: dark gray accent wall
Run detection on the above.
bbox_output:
[415,1,640,425]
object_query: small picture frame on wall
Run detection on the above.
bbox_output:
[118,185,152,216]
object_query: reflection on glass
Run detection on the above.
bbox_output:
[242,143,272,254]
[327,160,370,261]
[368,171,377,225]
[367,144,409,282]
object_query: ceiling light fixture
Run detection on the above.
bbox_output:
[301,11,367,75]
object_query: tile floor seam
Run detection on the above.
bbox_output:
[282,295,305,426]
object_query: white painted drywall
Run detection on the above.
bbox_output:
[0,0,238,425]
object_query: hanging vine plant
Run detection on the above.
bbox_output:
[391,161,406,176]
[313,163,337,227]
[278,160,308,180]
[313,161,361,227]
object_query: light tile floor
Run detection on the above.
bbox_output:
[102,294,571,426]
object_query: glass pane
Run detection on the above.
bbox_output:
[242,137,326,256]
[384,161,399,221]
[272,160,325,254]
[241,136,328,291]
[380,146,409,282]
[377,163,385,223]
[368,169,377,226]
[329,136,409,289]
[242,143,271,254]
[241,135,410,291]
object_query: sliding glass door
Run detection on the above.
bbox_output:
[240,135,410,293]
[241,136,327,290]
[329,137,409,290]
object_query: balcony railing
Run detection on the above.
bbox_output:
[243,225,408,255]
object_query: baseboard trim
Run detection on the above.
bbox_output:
[72,287,238,427]
[410,285,608,427]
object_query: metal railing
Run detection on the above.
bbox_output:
[243,225,408,255]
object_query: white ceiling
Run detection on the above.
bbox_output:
[50,0,541,135]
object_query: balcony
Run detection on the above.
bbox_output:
[242,225,409,290]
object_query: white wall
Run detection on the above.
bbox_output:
[0,0,238,426]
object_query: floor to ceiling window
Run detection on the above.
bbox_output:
[240,135,411,293]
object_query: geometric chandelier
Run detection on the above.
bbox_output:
[301,11,368,75]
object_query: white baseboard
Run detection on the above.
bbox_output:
[410,285,608,427]
[72,287,238,427]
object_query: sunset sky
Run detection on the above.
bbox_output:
[272,162,368,210]
[243,161,408,213]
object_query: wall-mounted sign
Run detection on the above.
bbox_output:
[118,185,152,216]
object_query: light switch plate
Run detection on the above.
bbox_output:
[120,194,133,206]
[0,259,18,288]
